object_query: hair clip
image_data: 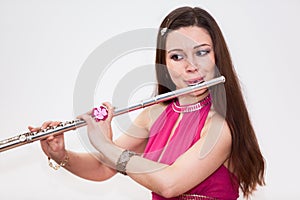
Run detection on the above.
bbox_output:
[160,27,168,36]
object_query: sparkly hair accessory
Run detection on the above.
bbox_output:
[92,106,108,121]
[160,27,168,36]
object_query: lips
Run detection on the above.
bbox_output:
[185,78,205,86]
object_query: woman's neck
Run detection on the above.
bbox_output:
[177,90,209,105]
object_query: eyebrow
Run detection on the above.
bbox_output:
[167,44,211,53]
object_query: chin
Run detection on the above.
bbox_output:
[190,89,208,97]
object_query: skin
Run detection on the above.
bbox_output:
[165,26,215,105]
[29,26,232,198]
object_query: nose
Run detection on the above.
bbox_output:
[185,59,198,72]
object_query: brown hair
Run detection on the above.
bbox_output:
[155,6,265,198]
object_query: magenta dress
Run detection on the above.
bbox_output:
[143,98,239,200]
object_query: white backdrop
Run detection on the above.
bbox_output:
[0,0,299,199]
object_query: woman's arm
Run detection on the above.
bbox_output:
[34,104,152,181]
[31,121,116,181]
[129,119,231,198]
[82,112,232,198]
[61,151,116,181]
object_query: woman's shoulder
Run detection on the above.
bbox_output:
[201,108,231,138]
[135,103,168,131]
[207,107,226,123]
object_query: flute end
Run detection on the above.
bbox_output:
[220,75,226,83]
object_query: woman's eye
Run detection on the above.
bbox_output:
[196,50,210,56]
[170,54,184,61]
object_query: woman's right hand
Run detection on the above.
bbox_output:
[28,121,67,163]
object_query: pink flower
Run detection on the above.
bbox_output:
[92,106,108,122]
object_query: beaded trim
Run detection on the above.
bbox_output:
[172,95,211,113]
[178,194,218,200]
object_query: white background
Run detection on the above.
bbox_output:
[1,0,300,199]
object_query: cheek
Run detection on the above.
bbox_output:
[166,67,184,86]
[203,66,216,81]
[166,61,183,78]
[167,68,181,84]
[200,54,216,78]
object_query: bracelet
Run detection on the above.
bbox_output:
[116,149,136,175]
[48,151,69,170]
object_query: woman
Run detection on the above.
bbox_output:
[30,6,265,200]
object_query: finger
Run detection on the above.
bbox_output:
[76,111,92,120]
[49,121,62,127]
[47,135,55,141]
[47,132,64,141]
[41,121,53,129]
[28,126,40,132]
[78,108,93,117]
[86,109,93,116]
[78,114,97,127]
[102,102,114,121]
[40,141,51,157]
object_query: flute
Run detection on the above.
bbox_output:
[0,76,225,152]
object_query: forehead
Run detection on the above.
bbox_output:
[166,26,212,50]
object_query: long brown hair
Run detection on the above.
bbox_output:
[155,6,265,198]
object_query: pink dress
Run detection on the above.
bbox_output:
[143,98,239,200]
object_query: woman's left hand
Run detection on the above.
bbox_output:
[77,102,114,152]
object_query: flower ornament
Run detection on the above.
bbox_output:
[92,106,108,122]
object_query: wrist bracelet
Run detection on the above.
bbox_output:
[116,149,136,175]
[48,151,69,170]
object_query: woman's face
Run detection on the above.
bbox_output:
[165,26,215,96]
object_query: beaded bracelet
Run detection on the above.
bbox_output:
[48,152,69,170]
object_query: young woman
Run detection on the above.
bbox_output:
[30,6,265,200]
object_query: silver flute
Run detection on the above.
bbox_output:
[0,76,225,152]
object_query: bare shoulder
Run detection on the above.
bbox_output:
[115,103,167,152]
[203,109,231,137]
[134,103,168,131]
